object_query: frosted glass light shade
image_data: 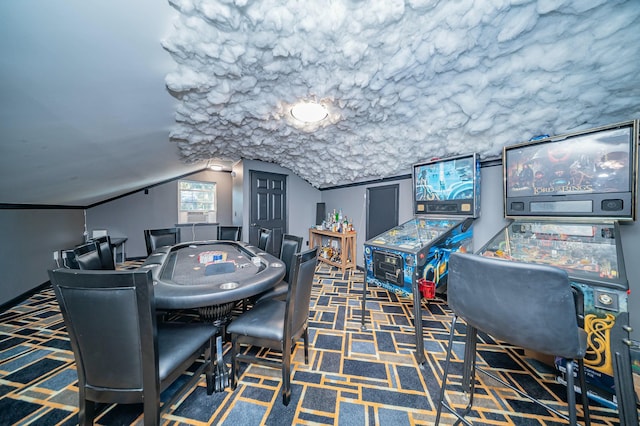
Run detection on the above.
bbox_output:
[290,102,328,123]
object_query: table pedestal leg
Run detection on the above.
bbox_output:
[214,335,229,392]
[199,302,235,392]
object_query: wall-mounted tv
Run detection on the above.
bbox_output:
[413,153,480,217]
[504,120,638,220]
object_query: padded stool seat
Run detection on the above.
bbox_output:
[435,252,591,426]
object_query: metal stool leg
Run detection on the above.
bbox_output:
[566,360,577,426]
[577,359,591,426]
[435,315,474,426]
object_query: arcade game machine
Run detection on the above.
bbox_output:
[361,153,480,365]
[477,120,639,425]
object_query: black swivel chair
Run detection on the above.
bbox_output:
[254,234,304,304]
[144,228,180,256]
[227,247,319,405]
[73,241,103,271]
[435,252,591,426]
[48,268,217,426]
[217,226,242,241]
[257,227,273,252]
[92,235,115,270]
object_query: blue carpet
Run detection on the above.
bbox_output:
[0,262,624,425]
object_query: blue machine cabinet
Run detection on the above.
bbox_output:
[362,216,474,364]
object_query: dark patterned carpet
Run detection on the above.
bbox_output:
[0,262,624,425]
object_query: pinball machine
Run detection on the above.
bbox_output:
[477,120,639,424]
[361,153,480,364]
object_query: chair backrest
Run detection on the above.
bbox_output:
[257,228,273,252]
[144,228,180,255]
[217,226,242,241]
[92,235,115,270]
[279,234,303,283]
[286,247,319,336]
[47,268,157,403]
[448,252,584,359]
[63,249,80,269]
[74,241,103,270]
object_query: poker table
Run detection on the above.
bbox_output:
[139,240,285,391]
[141,241,285,311]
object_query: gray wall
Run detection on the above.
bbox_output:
[239,159,322,248]
[2,161,638,338]
[318,164,509,270]
[87,161,322,258]
[621,207,640,340]
[319,179,413,268]
[0,209,84,305]
[319,164,639,336]
[470,164,511,248]
[86,169,233,258]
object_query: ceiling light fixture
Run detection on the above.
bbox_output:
[290,101,328,123]
[209,164,223,171]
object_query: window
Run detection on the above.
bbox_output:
[178,180,217,223]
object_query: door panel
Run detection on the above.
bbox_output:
[366,184,399,240]
[250,171,287,255]
[257,192,269,220]
[272,193,284,220]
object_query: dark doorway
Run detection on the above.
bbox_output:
[249,170,287,255]
[366,184,399,240]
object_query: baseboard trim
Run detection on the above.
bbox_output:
[0,281,51,313]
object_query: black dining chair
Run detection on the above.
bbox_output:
[62,249,80,269]
[144,227,180,256]
[227,247,318,406]
[73,241,103,271]
[435,252,591,426]
[48,268,217,426]
[92,235,115,270]
[254,234,303,304]
[217,225,242,241]
[257,227,273,252]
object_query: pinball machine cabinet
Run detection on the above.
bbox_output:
[362,153,481,364]
[478,120,639,425]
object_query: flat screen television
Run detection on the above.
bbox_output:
[504,120,638,219]
[413,153,480,217]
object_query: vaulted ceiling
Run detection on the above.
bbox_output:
[1,0,639,206]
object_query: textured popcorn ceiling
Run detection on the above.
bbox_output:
[163,0,640,188]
